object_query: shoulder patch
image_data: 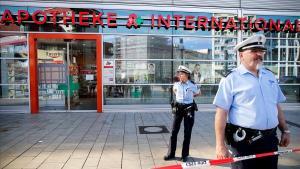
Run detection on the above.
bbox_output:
[224,70,234,77]
[265,68,275,74]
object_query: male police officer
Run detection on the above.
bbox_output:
[213,34,290,169]
[164,65,201,162]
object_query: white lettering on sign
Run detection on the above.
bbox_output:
[182,160,210,168]
[234,155,256,162]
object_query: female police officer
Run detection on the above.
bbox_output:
[213,34,290,169]
[164,65,201,162]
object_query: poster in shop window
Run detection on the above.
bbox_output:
[103,60,115,84]
[37,49,64,64]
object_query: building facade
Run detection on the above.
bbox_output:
[0,0,299,113]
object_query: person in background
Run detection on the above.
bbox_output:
[164,65,201,162]
[213,34,290,169]
[192,64,202,83]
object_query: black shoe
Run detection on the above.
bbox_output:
[164,155,175,161]
[181,156,188,162]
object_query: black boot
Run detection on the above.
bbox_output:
[164,155,175,160]
[181,156,188,162]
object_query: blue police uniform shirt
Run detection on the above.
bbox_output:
[213,64,286,130]
[174,80,200,104]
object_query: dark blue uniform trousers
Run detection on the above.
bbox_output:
[167,108,194,158]
[230,130,279,169]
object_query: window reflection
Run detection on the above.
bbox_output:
[194,85,219,103]
[213,38,237,60]
[104,35,172,59]
[0,33,29,111]
[0,59,28,84]
[104,85,172,104]
[173,61,237,84]
[173,37,212,60]
[0,34,28,84]
[114,60,172,84]
[0,84,28,99]
[173,37,237,61]
[280,84,300,102]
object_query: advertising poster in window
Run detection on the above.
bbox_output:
[37,49,64,64]
[103,60,115,84]
[148,63,155,83]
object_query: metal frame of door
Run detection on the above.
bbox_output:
[29,33,102,114]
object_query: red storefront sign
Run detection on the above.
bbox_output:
[1,9,299,32]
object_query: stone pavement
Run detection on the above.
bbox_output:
[0,104,299,169]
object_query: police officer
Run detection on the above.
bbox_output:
[164,65,201,162]
[213,34,291,169]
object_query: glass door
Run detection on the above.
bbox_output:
[37,39,97,111]
[68,39,97,110]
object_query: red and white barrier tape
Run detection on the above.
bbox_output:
[152,148,300,169]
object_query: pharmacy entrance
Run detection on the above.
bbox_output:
[29,34,102,113]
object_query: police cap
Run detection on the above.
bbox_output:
[234,34,266,52]
[177,65,191,74]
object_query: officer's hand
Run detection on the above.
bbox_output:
[279,132,290,147]
[216,145,230,159]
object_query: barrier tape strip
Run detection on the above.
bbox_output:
[152,148,300,169]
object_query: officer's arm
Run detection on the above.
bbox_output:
[277,104,290,147]
[277,105,288,132]
[193,85,201,97]
[193,90,201,97]
[215,107,229,159]
[173,87,177,94]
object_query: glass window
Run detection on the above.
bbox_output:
[114,60,172,84]
[104,85,172,104]
[0,84,28,99]
[173,61,237,84]
[0,85,29,112]
[280,48,287,61]
[0,59,28,84]
[194,85,219,104]
[280,84,300,102]
[173,37,237,61]
[279,65,300,78]
[0,35,27,58]
[0,84,29,111]
[280,39,287,46]
[173,37,212,60]
[264,61,279,76]
[0,33,29,111]
[103,35,172,59]
[103,34,240,103]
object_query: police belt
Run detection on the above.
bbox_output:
[175,102,193,110]
[228,123,277,136]
[225,123,277,145]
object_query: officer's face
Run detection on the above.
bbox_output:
[240,48,265,71]
[178,72,188,82]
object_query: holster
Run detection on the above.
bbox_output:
[225,123,234,145]
[170,100,177,115]
[193,100,198,111]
